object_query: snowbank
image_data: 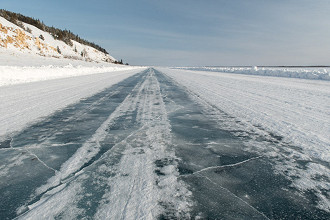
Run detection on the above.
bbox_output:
[175,66,330,81]
[0,63,143,87]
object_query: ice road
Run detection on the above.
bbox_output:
[0,68,329,219]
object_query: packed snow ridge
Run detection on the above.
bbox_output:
[175,66,330,81]
[0,63,144,87]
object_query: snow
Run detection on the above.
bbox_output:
[19,178,86,219]
[0,16,18,28]
[175,66,330,81]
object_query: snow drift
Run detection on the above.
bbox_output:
[175,66,330,81]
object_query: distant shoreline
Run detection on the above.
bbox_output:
[203,65,330,68]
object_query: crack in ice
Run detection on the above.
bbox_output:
[24,148,57,173]
[22,126,146,216]
[193,155,262,174]
[182,156,262,177]
[10,136,13,148]
[196,172,270,220]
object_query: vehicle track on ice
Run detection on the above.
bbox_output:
[15,68,192,219]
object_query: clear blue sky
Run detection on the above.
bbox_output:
[2,0,330,66]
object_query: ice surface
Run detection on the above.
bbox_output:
[0,68,145,139]
[161,68,330,161]
[160,67,330,212]
[1,68,329,219]
[14,69,192,219]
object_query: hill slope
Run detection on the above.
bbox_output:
[0,11,116,63]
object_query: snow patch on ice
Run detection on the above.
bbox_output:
[18,175,87,219]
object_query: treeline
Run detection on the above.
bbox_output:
[114,59,129,65]
[0,9,108,54]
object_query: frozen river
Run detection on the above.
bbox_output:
[0,68,329,219]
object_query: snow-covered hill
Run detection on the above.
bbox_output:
[0,15,145,87]
[0,16,115,63]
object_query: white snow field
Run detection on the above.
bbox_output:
[160,67,330,210]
